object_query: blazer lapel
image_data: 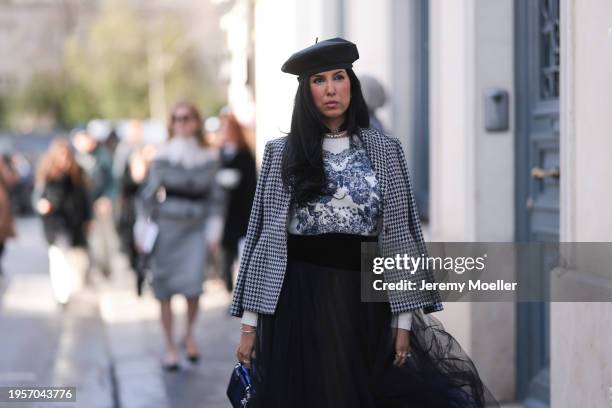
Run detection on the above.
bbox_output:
[275,140,293,225]
[358,127,387,202]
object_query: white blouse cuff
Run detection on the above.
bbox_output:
[390,311,413,331]
[241,310,258,327]
[243,311,411,330]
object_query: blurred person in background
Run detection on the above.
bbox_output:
[10,153,35,215]
[113,119,145,254]
[117,143,156,295]
[359,74,388,134]
[0,153,18,276]
[33,139,92,306]
[215,111,256,293]
[203,116,224,148]
[140,101,225,370]
[104,128,120,157]
[113,119,144,183]
[72,128,116,278]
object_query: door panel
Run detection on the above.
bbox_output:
[515,0,559,405]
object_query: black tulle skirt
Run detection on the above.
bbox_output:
[251,233,500,407]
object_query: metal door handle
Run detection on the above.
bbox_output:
[530,166,560,179]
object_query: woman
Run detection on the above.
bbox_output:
[231,38,499,407]
[216,111,256,293]
[34,139,92,305]
[117,143,156,295]
[0,155,18,276]
[141,101,225,370]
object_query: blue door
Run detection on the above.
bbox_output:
[413,0,429,221]
[515,0,559,405]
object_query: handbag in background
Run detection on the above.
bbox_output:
[133,215,159,254]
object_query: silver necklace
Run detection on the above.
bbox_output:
[324,128,349,138]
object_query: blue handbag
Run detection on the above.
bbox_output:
[227,360,256,407]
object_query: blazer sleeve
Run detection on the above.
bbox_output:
[230,141,275,318]
[389,137,444,314]
[391,138,428,258]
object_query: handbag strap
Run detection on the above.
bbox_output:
[234,362,253,386]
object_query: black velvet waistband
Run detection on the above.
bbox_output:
[287,233,378,271]
[164,186,209,201]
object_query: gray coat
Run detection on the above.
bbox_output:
[230,127,443,317]
[141,145,225,300]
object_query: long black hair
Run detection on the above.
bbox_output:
[281,68,370,205]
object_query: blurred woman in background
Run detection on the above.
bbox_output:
[140,101,225,370]
[34,139,91,306]
[0,154,18,276]
[216,111,256,293]
[117,143,156,295]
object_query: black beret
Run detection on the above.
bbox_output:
[281,37,359,79]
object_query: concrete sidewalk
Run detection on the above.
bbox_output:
[0,217,114,408]
[98,255,239,408]
[0,217,240,408]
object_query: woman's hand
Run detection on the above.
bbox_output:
[393,328,412,367]
[129,153,149,183]
[236,324,256,369]
[37,198,52,215]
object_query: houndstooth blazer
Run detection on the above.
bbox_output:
[230,127,444,318]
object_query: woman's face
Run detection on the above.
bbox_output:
[171,106,199,138]
[309,69,351,128]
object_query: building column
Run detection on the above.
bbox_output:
[552,0,612,406]
[253,0,343,162]
[429,0,515,401]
